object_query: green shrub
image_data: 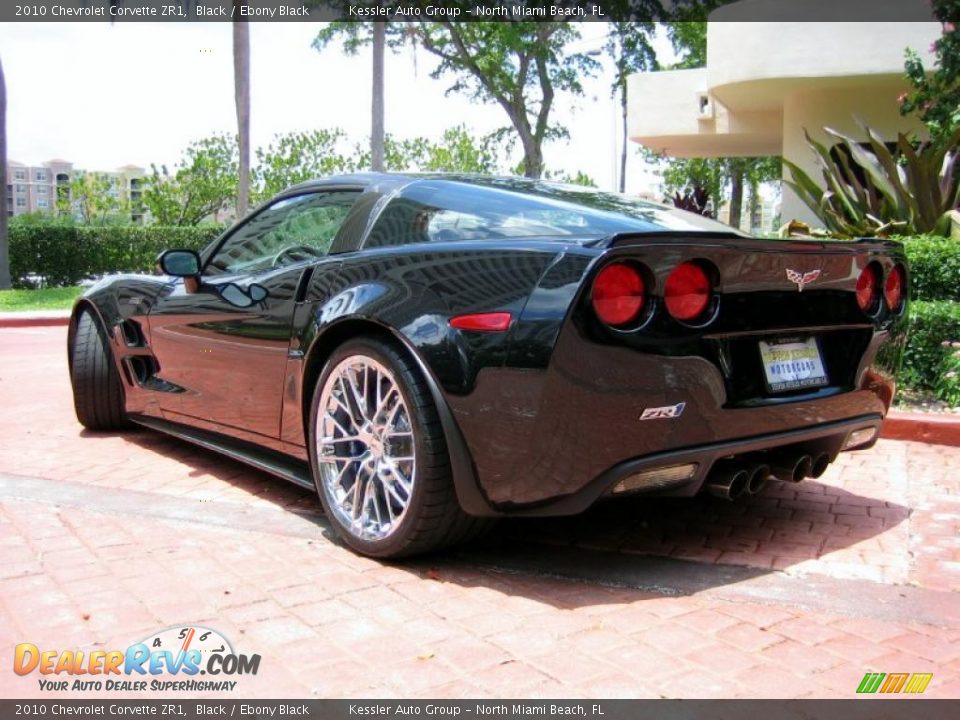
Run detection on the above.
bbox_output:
[936,340,960,406]
[900,235,960,302]
[901,300,960,391]
[9,223,223,288]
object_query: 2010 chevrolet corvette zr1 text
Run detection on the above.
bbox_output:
[68,174,908,557]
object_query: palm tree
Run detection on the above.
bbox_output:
[233,3,251,217]
[371,22,385,172]
[0,55,10,289]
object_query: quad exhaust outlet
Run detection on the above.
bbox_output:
[704,451,831,500]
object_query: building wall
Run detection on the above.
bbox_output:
[626,1,941,231]
[5,160,144,222]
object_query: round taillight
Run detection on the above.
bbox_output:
[592,262,645,327]
[884,264,906,311]
[856,264,880,313]
[664,261,712,321]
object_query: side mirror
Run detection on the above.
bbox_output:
[158,249,201,278]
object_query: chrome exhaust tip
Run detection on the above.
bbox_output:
[771,454,812,483]
[747,464,771,495]
[705,466,750,501]
[810,453,831,479]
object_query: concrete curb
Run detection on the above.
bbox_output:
[0,311,70,328]
[881,410,960,447]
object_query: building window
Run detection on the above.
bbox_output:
[37,198,49,209]
[16,184,27,193]
[37,185,48,194]
[35,170,48,182]
[16,197,27,207]
[14,170,26,181]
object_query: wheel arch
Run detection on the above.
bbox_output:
[300,317,497,517]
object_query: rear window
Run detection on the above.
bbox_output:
[364,179,740,249]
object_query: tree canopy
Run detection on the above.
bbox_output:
[901,1,960,140]
[314,17,600,178]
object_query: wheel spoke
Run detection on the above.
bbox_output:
[316,354,417,542]
[323,411,355,440]
[350,465,368,522]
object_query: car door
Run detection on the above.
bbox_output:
[147,190,360,439]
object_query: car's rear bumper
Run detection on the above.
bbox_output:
[447,333,896,515]
[490,413,882,517]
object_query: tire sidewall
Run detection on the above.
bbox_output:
[307,338,434,557]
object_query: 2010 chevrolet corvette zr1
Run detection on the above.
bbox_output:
[68,174,908,557]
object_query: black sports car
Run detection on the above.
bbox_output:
[68,174,908,557]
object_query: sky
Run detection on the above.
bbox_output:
[0,21,676,194]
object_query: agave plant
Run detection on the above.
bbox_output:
[784,121,960,237]
[670,184,713,217]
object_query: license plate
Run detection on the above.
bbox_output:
[758,336,828,393]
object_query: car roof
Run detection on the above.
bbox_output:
[283,172,749,238]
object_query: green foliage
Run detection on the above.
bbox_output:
[784,123,960,237]
[142,135,238,226]
[255,129,358,200]
[0,286,82,311]
[665,21,708,69]
[8,221,222,288]
[900,300,960,390]
[541,170,598,188]
[901,4,960,140]
[314,19,600,178]
[66,172,134,225]
[900,235,960,301]
[937,339,960,405]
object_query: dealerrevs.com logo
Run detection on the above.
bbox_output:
[13,626,260,693]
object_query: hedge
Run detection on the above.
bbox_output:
[9,224,224,288]
[901,300,960,390]
[900,235,960,302]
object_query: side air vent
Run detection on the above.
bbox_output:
[120,319,146,348]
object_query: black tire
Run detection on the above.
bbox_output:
[70,310,131,431]
[307,337,488,558]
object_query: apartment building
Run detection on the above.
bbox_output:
[5,159,146,222]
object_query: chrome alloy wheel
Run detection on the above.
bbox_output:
[315,355,416,541]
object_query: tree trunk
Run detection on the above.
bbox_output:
[619,81,628,193]
[728,165,744,230]
[371,22,385,172]
[748,183,761,233]
[516,127,542,179]
[233,9,250,217]
[0,55,9,289]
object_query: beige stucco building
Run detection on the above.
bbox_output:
[6,160,145,222]
[628,0,941,227]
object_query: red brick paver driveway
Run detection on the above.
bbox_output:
[1,326,959,699]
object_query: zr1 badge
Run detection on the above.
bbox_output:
[639,402,686,420]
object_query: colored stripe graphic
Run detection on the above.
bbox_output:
[857,672,885,693]
[880,673,909,693]
[857,672,932,694]
[904,674,933,694]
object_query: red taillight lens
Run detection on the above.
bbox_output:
[856,264,880,313]
[664,262,712,321]
[884,264,905,311]
[592,262,645,327]
[450,312,512,332]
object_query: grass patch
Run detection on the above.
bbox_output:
[0,286,83,312]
